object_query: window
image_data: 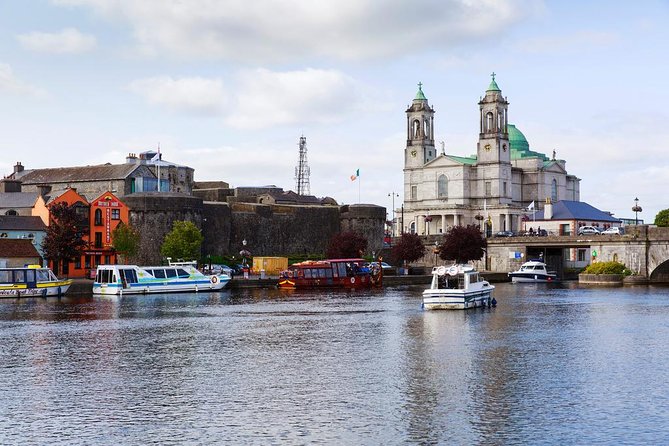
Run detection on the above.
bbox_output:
[111,209,120,220]
[94,209,103,225]
[411,185,417,200]
[577,249,587,262]
[486,112,494,132]
[551,179,558,202]
[485,181,491,197]
[5,210,18,216]
[95,232,103,248]
[437,175,448,198]
[503,181,507,197]
[74,257,81,269]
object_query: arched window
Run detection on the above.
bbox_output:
[412,120,421,138]
[424,119,430,137]
[551,179,558,203]
[94,208,103,226]
[486,112,494,132]
[5,210,18,216]
[437,175,448,198]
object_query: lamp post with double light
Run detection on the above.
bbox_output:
[388,192,399,236]
[632,197,642,225]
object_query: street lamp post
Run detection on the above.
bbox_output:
[388,192,399,236]
[632,197,642,225]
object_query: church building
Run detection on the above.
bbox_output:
[402,75,580,236]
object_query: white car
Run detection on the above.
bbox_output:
[578,226,601,235]
[601,226,624,235]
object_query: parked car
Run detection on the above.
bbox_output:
[601,226,624,235]
[578,226,601,235]
[364,261,394,270]
[494,231,515,237]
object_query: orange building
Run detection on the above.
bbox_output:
[47,188,129,278]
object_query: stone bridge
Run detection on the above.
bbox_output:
[484,225,669,283]
[419,226,669,283]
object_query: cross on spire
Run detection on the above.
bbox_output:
[418,81,423,90]
[490,72,496,81]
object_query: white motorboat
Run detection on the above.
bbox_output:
[422,264,495,310]
[508,260,557,283]
[0,265,72,298]
[93,263,230,295]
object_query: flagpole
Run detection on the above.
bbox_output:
[358,174,361,203]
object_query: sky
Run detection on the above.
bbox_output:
[0,0,667,223]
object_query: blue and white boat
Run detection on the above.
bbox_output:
[422,264,495,310]
[0,265,71,298]
[93,263,230,295]
[508,260,557,283]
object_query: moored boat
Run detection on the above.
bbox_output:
[278,258,383,289]
[0,265,72,298]
[508,260,557,283]
[422,264,495,310]
[93,263,230,295]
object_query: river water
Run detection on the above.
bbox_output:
[1,282,668,445]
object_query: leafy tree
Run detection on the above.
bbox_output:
[391,232,425,266]
[583,261,631,275]
[42,202,87,274]
[655,209,669,227]
[111,222,140,264]
[326,231,368,258]
[160,220,203,261]
[438,225,486,264]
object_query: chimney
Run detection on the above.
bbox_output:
[544,197,553,220]
[14,162,24,174]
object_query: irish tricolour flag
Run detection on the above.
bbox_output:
[350,169,359,181]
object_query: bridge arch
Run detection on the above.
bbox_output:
[649,259,669,283]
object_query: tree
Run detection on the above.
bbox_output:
[391,232,425,266]
[160,220,203,261]
[111,222,140,264]
[42,202,87,274]
[655,209,669,227]
[438,225,487,264]
[326,231,368,258]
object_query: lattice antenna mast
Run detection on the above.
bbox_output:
[294,135,311,195]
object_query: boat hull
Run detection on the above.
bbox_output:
[422,289,493,310]
[92,277,229,295]
[508,272,557,283]
[0,281,72,298]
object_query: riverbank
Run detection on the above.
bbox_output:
[66,271,511,295]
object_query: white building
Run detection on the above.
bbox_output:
[402,76,580,236]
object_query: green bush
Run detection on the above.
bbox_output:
[582,261,632,276]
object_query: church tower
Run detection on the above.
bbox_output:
[477,73,510,164]
[405,83,435,169]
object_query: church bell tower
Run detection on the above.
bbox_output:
[405,83,435,169]
[477,73,510,164]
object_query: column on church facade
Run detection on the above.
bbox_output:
[505,214,510,232]
[441,215,447,234]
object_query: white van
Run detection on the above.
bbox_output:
[601,226,624,235]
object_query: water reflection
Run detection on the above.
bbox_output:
[1,283,669,444]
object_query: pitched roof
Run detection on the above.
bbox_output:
[0,239,40,258]
[0,192,40,208]
[532,200,620,223]
[0,216,46,231]
[16,163,140,184]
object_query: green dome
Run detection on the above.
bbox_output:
[508,124,529,152]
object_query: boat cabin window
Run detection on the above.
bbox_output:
[36,269,51,281]
[119,268,138,284]
[304,269,312,279]
[0,270,11,282]
[176,268,190,278]
[96,269,114,284]
[165,269,177,278]
[26,270,36,283]
[152,269,166,279]
[13,270,25,283]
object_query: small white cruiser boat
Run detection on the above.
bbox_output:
[508,260,557,283]
[93,263,230,295]
[0,265,72,298]
[422,264,495,310]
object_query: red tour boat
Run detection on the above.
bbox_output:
[278,258,383,289]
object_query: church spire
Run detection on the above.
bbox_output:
[415,82,427,100]
[487,72,501,92]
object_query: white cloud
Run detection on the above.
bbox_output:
[51,0,541,61]
[127,76,227,114]
[17,28,97,54]
[515,30,618,54]
[226,68,361,129]
[0,64,46,97]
